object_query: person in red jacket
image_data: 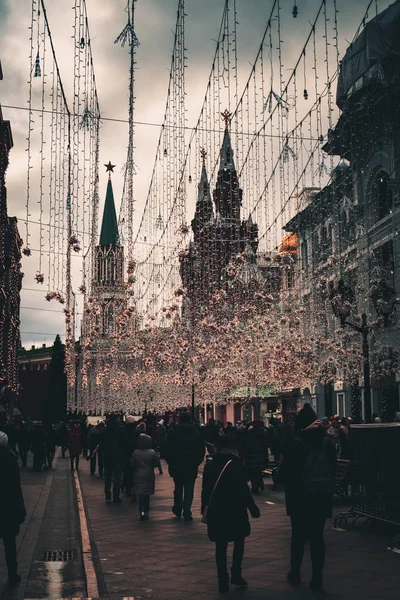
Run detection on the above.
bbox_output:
[68,425,82,471]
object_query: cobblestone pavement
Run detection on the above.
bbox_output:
[79,458,400,600]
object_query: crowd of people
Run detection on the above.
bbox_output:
[1,403,391,592]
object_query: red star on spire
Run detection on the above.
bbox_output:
[104,161,116,180]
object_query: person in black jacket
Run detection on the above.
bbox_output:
[0,431,26,586]
[280,405,337,592]
[101,414,125,504]
[165,412,205,521]
[241,420,268,493]
[201,434,260,593]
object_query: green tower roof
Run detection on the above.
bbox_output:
[99,178,119,246]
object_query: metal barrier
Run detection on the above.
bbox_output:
[334,423,400,547]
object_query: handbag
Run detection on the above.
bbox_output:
[201,460,233,524]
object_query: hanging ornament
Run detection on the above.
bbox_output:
[22,247,31,257]
[34,51,41,77]
[293,3,298,18]
[303,89,308,100]
[188,175,192,184]
[164,148,168,157]
[80,37,85,49]
[35,272,44,284]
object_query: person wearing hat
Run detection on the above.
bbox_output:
[201,434,260,593]
[0,431,26,586]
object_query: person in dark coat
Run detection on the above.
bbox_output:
[201,434,260,593]
[16,422,30,467]
[241,420,268,493]
[0,431,26,586]
[87,421,105,477]
[68,425,82,471]
[45,424,57,468]
[102,414,125,504]
[280,406,337,592]
[164,412,205,521]
[58,423,69,458]
[122,416,138,495]
[131,433,161,521]
[31,423,46,471]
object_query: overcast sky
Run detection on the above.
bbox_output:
[0,0,393,350]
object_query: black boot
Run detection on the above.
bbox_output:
[9,574,21,586]
[231,569,248,587]
[218,572,229,593]
[287,570,302,586]
[309,577,323,592]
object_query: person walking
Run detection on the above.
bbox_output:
[165,412,205,521]
[102,414,125,504]
[241,420,268,493]
[87,421,105,477]
[122,416,138,495]
[31,423,46,471]
[280,405,337,592]
[131,433,161,521]
[201,434,260,593]
[16,421,30,468]
[58,423,69,458]
[0,431,26,586]
[68,425,82,471]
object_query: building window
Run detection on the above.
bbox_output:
[371,240,395,288]
[337,393,345,416]
[312,231,319,264]
[371,170,393,221]
[301,240,309,271]
[321,226,329,262]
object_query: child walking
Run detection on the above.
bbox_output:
[131,433,161,521]
[201,434,260,593]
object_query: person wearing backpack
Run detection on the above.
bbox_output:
[280,405,337,593]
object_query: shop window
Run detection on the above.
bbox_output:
[337,393,345,417]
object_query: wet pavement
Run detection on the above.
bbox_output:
[0,453,85,600]
[79,458,399,600]
[1,453,399,599]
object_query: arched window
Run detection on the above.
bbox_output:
[104,303,114,336]
[97,251,103,282]
[371,170,393,221]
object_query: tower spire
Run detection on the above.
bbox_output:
[100,162,119,246]
[219,109,235,171]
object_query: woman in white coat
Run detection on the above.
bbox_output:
[131,433,161,521]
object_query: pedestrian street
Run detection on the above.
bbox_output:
[1,452,399,600]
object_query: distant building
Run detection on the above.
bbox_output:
[285,2,400,419]
[78,167,134,414]
[18,344,53,421]
[0,61,22,395]
[180,115,292,321]
[180,116,296,424]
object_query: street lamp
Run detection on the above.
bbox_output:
[329,279,397,423]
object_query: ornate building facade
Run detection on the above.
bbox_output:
[180,113,286,320]
[0,61,22,398]
[285,2,400,420]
